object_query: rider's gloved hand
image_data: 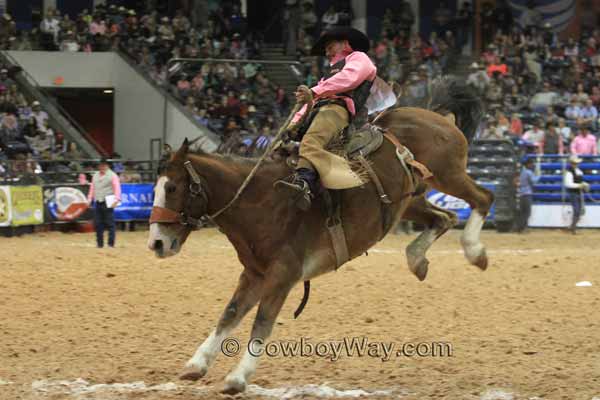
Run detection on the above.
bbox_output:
[295,85,314,104]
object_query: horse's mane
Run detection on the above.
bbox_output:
[187,149,289,176]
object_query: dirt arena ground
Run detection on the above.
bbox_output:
[1,228,599,400]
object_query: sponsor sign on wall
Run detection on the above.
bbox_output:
[43,185,93,222]
[0,185,11,227]
[426,183,496,222]
[10,186,44,226]
[114,184,154,221]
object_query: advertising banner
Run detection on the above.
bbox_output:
[43,185,93,222]
[0,185,11,227]
[10,186,44,226]
[114,183,154,221]
[426,183,496,222]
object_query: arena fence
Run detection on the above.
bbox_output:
[525,154,600,228]
[0,159,156,235]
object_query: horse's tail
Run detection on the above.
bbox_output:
[397,76,485,143]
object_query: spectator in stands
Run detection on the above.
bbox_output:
[509,113,524,136]
[505,85,528,113]
[31,101,49,129]
[0,112,20,143]
[580,99,598,130]
[541,123,564,154]
[321,6,339,30]
[59,30,80,52]
[557,118,572,144]
[40,9,60,50]
[87,158,121,248]
[487,56,507,77]
[516,158,539,233]
[523,120,545,153]
[563,154,589,234]
[529,81,558,113]
[565,97,583,120]
[570,122,598,155]
[0,68,14,88]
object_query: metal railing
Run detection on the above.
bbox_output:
[0,51,105,157]
[0,159,157,185]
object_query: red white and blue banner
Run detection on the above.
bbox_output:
[509,0,576,33]
[426,183,496,222]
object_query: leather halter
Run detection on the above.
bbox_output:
[149,161,213,228]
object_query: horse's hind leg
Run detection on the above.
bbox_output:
[180,270,263,381]
[430,173,494,270]
[401,193,458,281]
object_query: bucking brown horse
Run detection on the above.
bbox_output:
[146,79,493,394]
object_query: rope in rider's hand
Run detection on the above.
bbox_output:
[208,94,312,219]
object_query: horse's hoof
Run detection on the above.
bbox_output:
[222,376,246,395]
[473,249,488,271]
[179,365,207,381]
[409,257,429,281]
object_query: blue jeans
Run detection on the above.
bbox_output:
[569,192,582,230]
[94,201,115,247]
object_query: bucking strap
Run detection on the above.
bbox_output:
[383,132,433,180]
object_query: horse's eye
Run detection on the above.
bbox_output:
[165,182,177,194]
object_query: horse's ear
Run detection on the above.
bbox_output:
[173,138,189,160]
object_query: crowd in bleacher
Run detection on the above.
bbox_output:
[468,20,600,157]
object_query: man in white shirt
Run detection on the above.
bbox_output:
[523,121,545,153]
[564,155,590,234]
[31,101,49,130]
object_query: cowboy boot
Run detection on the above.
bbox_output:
[274,167,318,211]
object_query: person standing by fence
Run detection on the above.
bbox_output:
[564,155,589,234]
[516,158,539,233]
[87,158,121,247]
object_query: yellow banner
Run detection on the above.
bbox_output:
[0,186,10,227]
[10,186,44,226]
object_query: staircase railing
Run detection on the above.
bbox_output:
[0,51,104,157]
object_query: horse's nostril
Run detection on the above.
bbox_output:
[170,239,178,250]
[154,240,164,253]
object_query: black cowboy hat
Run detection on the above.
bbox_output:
[310,27,370,56]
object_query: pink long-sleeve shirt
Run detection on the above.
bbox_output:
[293,51,377,123]
[570,133,598,155]
[87,171,122,203]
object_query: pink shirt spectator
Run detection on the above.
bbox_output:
[89,21,107,35]
[293,51,377,123]
[570,132,598,155]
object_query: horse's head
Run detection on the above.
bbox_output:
[147,139,208,258]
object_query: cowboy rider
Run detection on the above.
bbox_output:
[276,27,377,210]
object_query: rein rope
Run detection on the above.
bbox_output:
[200,99,308,222]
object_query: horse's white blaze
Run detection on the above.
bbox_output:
[461,211,485,262]
[147,176,175,251]
[186,329,229,371]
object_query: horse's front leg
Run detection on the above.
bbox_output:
[180,270,263,381]
[222,259,299,394]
